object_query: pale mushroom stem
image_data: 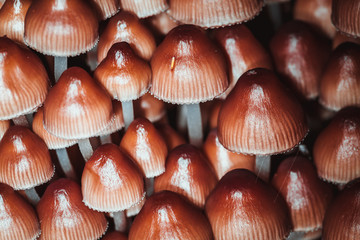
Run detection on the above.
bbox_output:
[78,139,94,161]
[255,155,271,182]
[186,104,203,147]
[55,148,77,180]
[99,134,112,144]
[24,188,41,205]
[54,56,67,82]
[113,211,127,232]
[268,3,282,30]
[287,231,305,240]
[145,178,154,197]
[25,113,34,126]
[12,115,30,127]
[122,101,134,130]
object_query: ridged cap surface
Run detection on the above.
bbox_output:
[100,100,125,136]
[121,0,168,18]
[0,126,54,190]
[218,68,308,155]
[0,120,10,140]
[90,0,120,20]
[332,0,360,38]
[24,0,98,56]
[151,24,228,104]
[43,67,113,140]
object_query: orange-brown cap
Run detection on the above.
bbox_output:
[272,156,334,233]
[155,123,186,151]
[120,118,168,178]
[103,231,128,240]
[332,0,360,38]
[0,37,49,120]
[212,24,272,98]
[294,0,336,38]
[100,100,125,136]
[147,12,179,36]
[323,179,360,239]
[208,100,222,129]
[0,183,40,240]
[43,67,113,140]
[125,196,145,217]
[167,0,263,28]
[134,93,166,123]
[0,0,4,8]
[129,191,213,240]
[319,42,360,111]
[121,0,168,18]
[37,178,108,240]
[313,107,360,184]
[94,42,151,102]
[0,126,54,190]
[218,68,308,155]
[154,144,217,208]
[0,0,32,44]
[97,11,156,62]
[205,169,292,239]
[24,0,98,56]
[0,119,10,140]
[33,107,77,150]
[82,144,145,212]
[150,24,228,104]
[203,129,255,179]
[270,20,331,99]
[333,31,360,49]
[90,0,120,20]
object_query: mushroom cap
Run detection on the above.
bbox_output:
[120,0,168,18]
[90,0,120,20]
[103,231,128,240]
[0,120,10,140]
[332,0,360,38]
[134,93,166,123]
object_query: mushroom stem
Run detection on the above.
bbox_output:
[286,231,305,240]
[25,113,34,126]
[54,56,67,82]
[113,211,127,232]
[12,115,30,127]
[78,139,94,161]
[86,44,98,71]
[24,188,40,205]
[186,104,203,147]
[145,177,154,197]
[177,105,187,134]
[99,134,112,144]
[55,148,77,180]
[255,155,271,181]
[267,3,282,30]
[121,101,134,130]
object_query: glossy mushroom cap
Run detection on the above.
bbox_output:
[147,12,179,36]
[90,0,120,20]
[0,0,32,44]
[155,123,186,151]
[134,93,166,123]
[94,42,151,102]
[0,183,40,240]
[129,191,213,240]
[313,107,360,184]
[43,67,113,140]
[270,20,330,100]
[154,144,217,208]
[319,42,360,111]
[272,156,334,233]
[0,126,54,190]
[97,11,156,62]
[0,120,10,140]
[212,24,272,98]
[205,169,292,240]
[167,0,263,28]
[332,31,360,49]
[33,108,77,150]
[103,231,128,240]
[323,179,360,239]
[100,100,125,136]
[203,129,255,179]
[218,68,308,155]
[151,24,228,104]
[294,0,336,38]
[24,0,98,56]
[0,37,49,120]
[332,0,360,38]
[121,0,168,18]
[82,144,145,212]
[37,178,108,240]
[120,118,168,178]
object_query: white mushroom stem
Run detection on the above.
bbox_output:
[186,103,203,147]
[177,105,187,134]
[12,115,30,127]
[112,211,127,232]
[24,188,40,206]
[145,178,154,197]
[286,231,305,240]
[55,148,77,180]
[25,113,34,126]
[54,56,67,82]
[267,2,282,30]
[121,101,134,130]
[99,134,112,144]
[78,139,93,161]
[255,155,271,182]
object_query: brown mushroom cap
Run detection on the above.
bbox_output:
[0,126,54,190]
[155,123,186,151]
[100,100,125,136]
[24,0,98,56]
[205,169,292,240]
[332,0,360,38]
[134,93,166,123]
[43,67,113,140]
[0,119,10,140]
[332,31,360,49]
[90,0,120,20]
[218,68,308,155]
[121,0,168,18]
[103,231,128,240]
[151,24,228,104]
[0,37,49,120]
[129,191,213,240]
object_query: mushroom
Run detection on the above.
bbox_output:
[120,0,168,18]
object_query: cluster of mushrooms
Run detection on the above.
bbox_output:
[0,0,359,239]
